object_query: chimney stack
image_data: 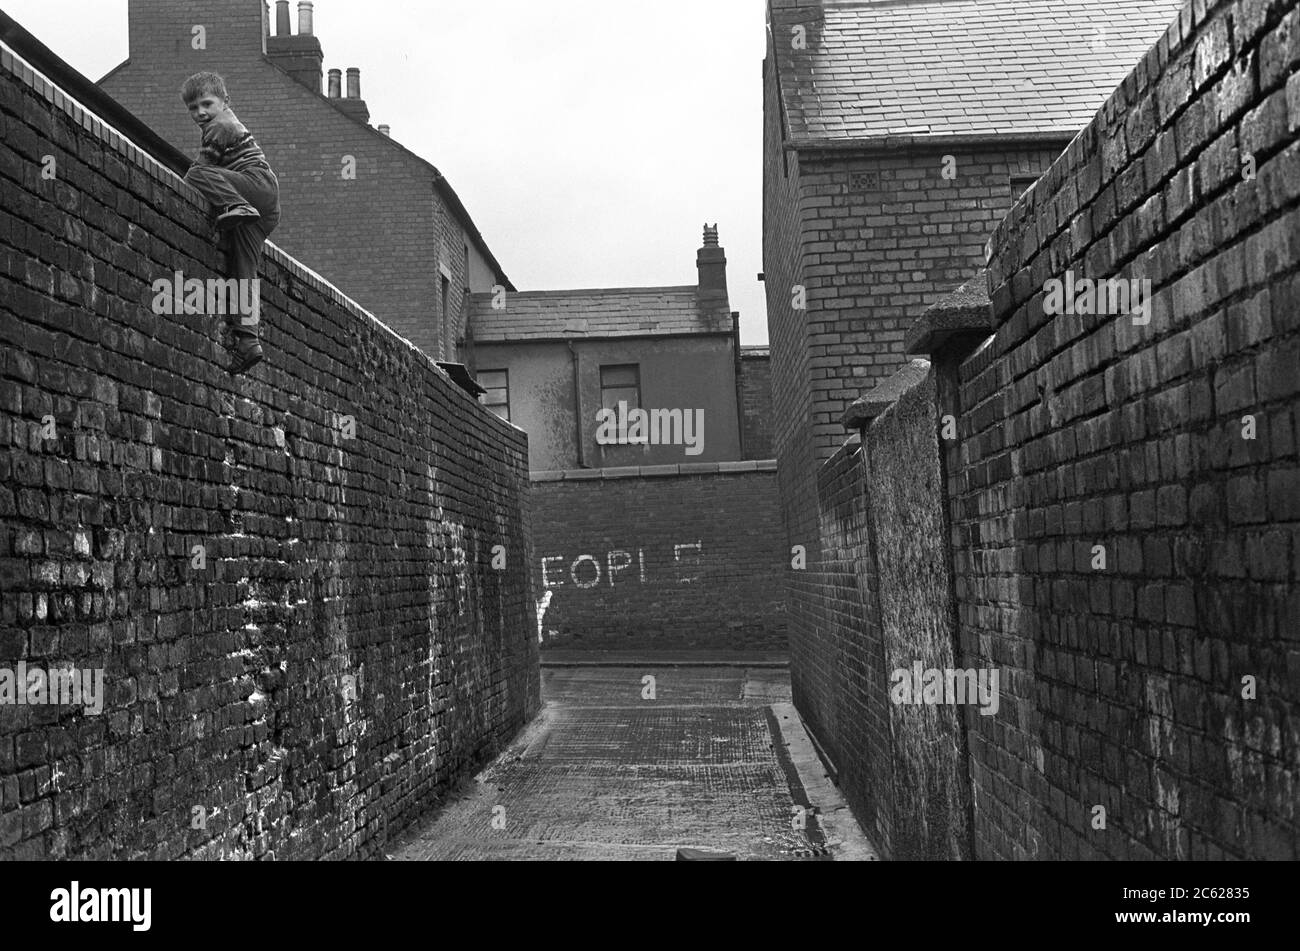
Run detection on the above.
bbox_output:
[697,224,728,300]
[334,67,370,122]
[378,124,391,136]
[267,1,323,93]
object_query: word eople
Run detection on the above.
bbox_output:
[541,542,703,589]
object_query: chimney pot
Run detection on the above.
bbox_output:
[297,1,314,36]
[378,124,391,136]
[275,0,291,35]
[346,67,361,99]
[703,223,720,247]
[327,68,342,98]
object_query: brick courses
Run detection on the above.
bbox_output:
[739,347,774,459]
[530,464,787,652]
[960,0,1300,860]
[0,41,540,859]
[777,0,1299,860]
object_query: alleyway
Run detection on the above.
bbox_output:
[389,664,877,861]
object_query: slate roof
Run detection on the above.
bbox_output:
[470,287,734,342]
[769,0,1186,144]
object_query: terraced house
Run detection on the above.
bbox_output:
[101,0,511,361]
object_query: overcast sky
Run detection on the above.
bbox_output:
[4,0,771,344]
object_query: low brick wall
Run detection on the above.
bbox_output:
[0,39,540,859]
[530,462,788,651]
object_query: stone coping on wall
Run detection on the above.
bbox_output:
[0,33,494,424]
[531,459,778,482]
[904,268,993,357]
[841,358,931,428]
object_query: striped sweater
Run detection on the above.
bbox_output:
[193,109,271,173]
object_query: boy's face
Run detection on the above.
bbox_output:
[185,92,228,126]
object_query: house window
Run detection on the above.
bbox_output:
[600,364,640,412]
[479,369,510,422]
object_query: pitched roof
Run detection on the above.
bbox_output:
[769,0,1186,145]
[470,287,733,342]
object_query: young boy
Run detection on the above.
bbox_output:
[180,72,280,374]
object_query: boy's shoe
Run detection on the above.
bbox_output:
[216,204,261,230]
[229,340,264,375]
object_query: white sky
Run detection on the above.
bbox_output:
[4,0,771,344]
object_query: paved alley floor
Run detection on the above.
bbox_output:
[388,666,878,861]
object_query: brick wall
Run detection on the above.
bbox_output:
[791,0,1299,860]
[763,30,1069,758]
[809,437,890,847]
[794,146,1066,461]
[100,0,504,363]
[958,0,1300,860]
[0,42,540,859]
[530,464,787,652]
[739,349,774,459]
[763,34,821,718]
[811,373,972,859]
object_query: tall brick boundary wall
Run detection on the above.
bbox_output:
[530,464,787,652]
[812,373,971,860]
[960,0,1300,860]
[800,0,1299,860]
[0,41,540,859]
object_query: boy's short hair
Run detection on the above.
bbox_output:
[180,71,228,104]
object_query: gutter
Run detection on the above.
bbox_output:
[785,130,1078,156]
[428,169,515,293]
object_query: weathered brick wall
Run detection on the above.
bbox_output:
[797,0,1299,861]
[959,0,1300,860]
[811,436,892,850]
[865,371,971,860]
[739,349,774,460]
[812,373,971,860]
[0,43,540,859]
[530,464,787,652]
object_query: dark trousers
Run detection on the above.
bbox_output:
[183,163,280,345]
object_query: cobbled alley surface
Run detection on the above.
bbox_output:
[388,665,877,861]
